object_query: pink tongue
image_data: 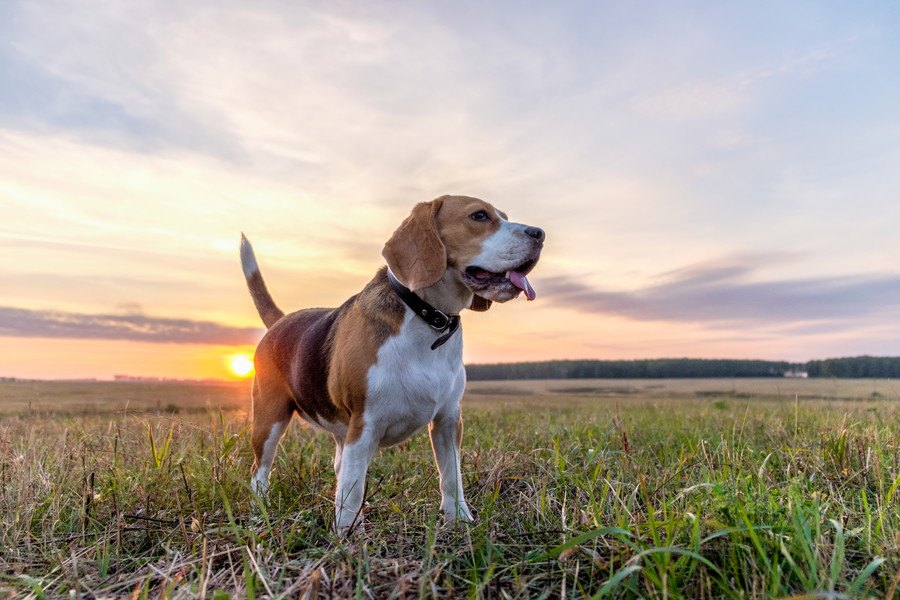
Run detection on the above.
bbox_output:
[508,270,536,301]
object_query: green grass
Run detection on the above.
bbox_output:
[0,380,898,598]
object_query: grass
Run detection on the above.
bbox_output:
[0,378,898,598]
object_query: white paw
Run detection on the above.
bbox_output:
[251,475,268,497]
[443,502,474,523]
[335,509,361,538]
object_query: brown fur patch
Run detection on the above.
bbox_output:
[250,347,295,467]
[382,200,446,290]
[328,268,405,441]
[433,196,503,271]
[261,307,343,424]
[246,271,285,328]
[469,295,493,312]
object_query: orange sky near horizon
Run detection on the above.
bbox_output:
[0,300,887,380]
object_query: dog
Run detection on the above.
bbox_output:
[240,195,544,535]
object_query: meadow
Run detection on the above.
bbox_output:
[0,378,897,598]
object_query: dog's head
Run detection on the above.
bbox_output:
[382,195,544,310]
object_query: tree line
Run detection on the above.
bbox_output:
[465,356,900,380]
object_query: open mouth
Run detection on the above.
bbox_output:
[464,257,538,300]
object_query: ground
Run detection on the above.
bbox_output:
[0,378,898,598]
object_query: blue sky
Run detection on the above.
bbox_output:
[2,1,900,378]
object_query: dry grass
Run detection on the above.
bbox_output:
[0,379,898,598]
[0,380,249,417]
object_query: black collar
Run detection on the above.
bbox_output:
[386,270,461,350]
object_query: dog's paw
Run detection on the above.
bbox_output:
[334,519,367,540]
[443,502,474,524]
[334,508,365,539]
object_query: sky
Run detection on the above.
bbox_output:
[2,1,900,380]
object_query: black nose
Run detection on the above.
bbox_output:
[524,226,545,241]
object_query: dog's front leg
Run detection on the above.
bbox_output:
[331,433,344,476]
[429,409,473,523]
[334,426,377,536]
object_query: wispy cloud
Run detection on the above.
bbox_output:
[543,257,900,326]
[0,306,262,344]
[637,46,838,119]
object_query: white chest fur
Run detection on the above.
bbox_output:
[365,310,466,446]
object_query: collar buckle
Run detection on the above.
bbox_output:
[427,310,451,330]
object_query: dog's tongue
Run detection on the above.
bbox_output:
[508,270,536,301]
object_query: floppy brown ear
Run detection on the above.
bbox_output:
[469,295,493,312]
[382,199,446,290]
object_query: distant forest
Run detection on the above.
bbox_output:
[465,356,900,380]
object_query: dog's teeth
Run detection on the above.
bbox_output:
[504,271,510,279]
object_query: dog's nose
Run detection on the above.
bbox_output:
[524,227,545,242]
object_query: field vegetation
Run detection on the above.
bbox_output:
[466,356,900,380]
[1,379,898,598]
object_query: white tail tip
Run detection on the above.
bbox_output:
[240,233,259,279]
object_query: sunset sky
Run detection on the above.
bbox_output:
[2,2,900,380]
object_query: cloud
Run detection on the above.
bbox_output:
[543,257,900,326]
[636,46,837,119]
[0,306,262,344]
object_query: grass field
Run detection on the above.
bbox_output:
[1,378,898,598]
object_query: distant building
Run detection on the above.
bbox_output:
[783,370,809,378]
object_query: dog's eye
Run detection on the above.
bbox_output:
[470,210,490,222]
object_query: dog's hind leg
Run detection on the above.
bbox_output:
[250,376,294,495]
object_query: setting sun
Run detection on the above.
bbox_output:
[229,354,255,378]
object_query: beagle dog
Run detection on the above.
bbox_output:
[241,195,544,535]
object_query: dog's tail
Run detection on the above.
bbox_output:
[240,234,285,329]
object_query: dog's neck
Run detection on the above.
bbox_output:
[418,270,473,315]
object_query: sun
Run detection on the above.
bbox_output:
[229,353,255,378]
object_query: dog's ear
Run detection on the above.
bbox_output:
[469,295,493,312]
[382,199,446,290]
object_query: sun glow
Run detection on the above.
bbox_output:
[229,354,255,378]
